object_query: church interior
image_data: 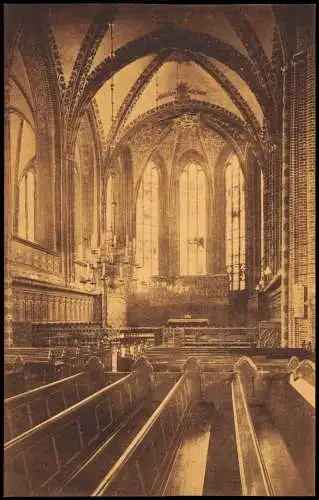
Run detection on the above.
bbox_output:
[4,3,315,497]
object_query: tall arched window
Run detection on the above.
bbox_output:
[180,162,206,275]
[225,154,245,290]
[136,161,159,279]
[106,174,115,242]
[260,169,264,273]
[73,164,83,259]
[18,165,35,242]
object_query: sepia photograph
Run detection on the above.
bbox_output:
[4,3,315,496]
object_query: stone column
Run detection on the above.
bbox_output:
[52,296,57,321]
[4,87,14,347]
[280,64,290,348]
[48,296,53,321]
[64,156,76,284]
[102,281,108,327]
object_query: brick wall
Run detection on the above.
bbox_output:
[288,48,315,347]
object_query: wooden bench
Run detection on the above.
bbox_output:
[4,346,110,386]
[92,358,202,496]
[163,404,211,495]
[231,371,273,496]
[232,363,315,496]
[4,371,26,399]
[250,407,309,496]
[4,359,153,496]
[4,371,96,442]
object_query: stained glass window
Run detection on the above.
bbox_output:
[106,174,115,242]
[179,162,206,275]
[136,161,159,279]
[225,154,245,290]
[18,169,35,242]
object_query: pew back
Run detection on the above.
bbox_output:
[92,370,201,496]
[4,366,152,497]
[4,372,89,442]
[231,372,274,496]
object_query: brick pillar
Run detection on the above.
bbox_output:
[288,51,310,348]
[280,64,289,348]
[306,47,315,349]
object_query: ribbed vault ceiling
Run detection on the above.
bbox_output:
[11,4,280,161]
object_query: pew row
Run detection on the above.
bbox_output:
[232,371,274,496]
[4,359,154,497]
[5,347,112,395]
[4,371,27,402]
[60,372,180,496]
[233,356,315,496]
[92,358,202,496]
[4,368,127,443]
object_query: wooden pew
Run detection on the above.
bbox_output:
[231,371,274,496]
[4,372,90,442]
[4,371,26,400]
[5,355,128,443]
[4,359,153,497]
[266,358,315,495]
[232,358,313,496]
[92,358,202,496]
[4,346,110,389]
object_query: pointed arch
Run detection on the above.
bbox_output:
[225,152,246,290]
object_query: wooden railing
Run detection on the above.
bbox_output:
[4,361,153,497]
[231,372,274,496]
[107,327,160,345]
[163,326,257,345]
[31,322,106,347]
[257,321,281,348]
[92,359,201,496]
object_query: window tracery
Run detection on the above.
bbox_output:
[179,162,207,276]
[225,154,246,290]
[136,161,159,279]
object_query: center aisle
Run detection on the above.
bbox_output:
[203,399,242,496]
[162,397,242,496]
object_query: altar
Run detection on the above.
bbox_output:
[167,318,209,328]
[164,318,209,346]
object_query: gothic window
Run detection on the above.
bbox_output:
[18,166,35,242]
[225,154,246,290]
[179,162,206,275]
[73,164,83,259]
[11,110,36,242]
[136,161,159,279]
[260,169,264,272]
[106,174,115,239]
